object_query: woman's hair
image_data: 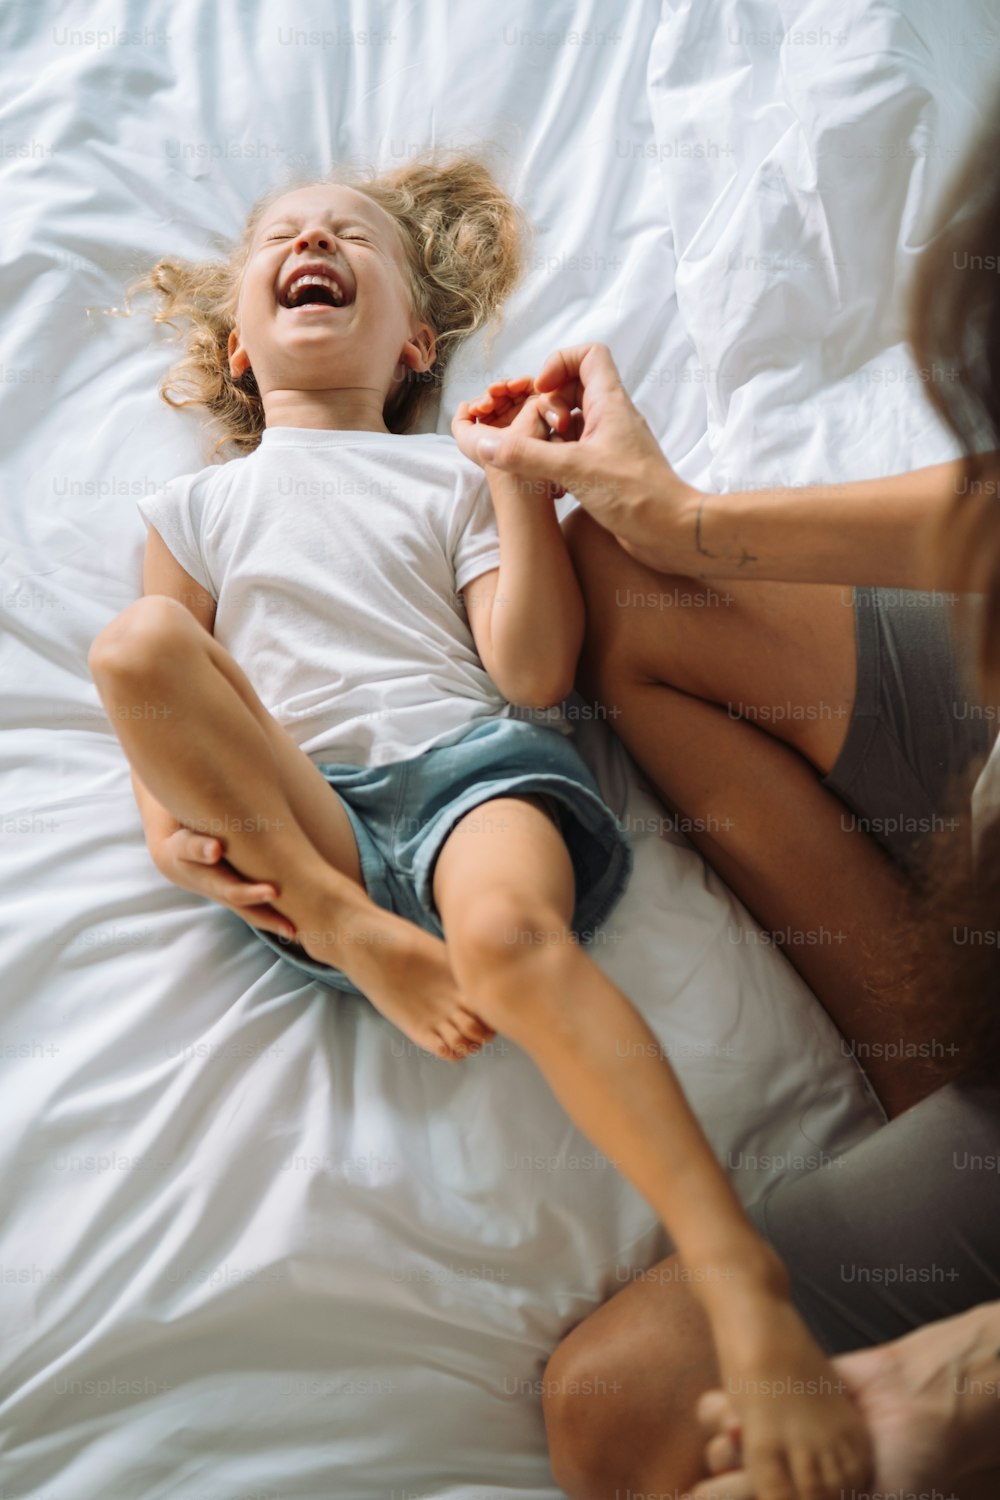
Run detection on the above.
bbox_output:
[910,93,1000,701]
[883,89,1000,1084]
[128,151,526,455]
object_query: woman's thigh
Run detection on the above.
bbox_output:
[564,505,857,773]
[564,507,993,876]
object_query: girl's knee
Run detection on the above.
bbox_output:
[449,893,571,973]
[89,595,194,677]
[447,902,578,1034]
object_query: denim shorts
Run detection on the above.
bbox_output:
[251,715,635,996]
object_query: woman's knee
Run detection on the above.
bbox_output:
[542,1325,641,1498]
[542,1300,699,1498]
[541,1266,722,1497]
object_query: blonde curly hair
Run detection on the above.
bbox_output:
[129,152,527,456]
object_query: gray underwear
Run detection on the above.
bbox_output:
[745,1074,1000,1354]
[823,587,996,874]
[756,590,1000,1350]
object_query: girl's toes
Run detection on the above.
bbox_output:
[819,1448,848,1496]
[835,1433,871,1490]
[789,1450,826,1500]
[458,1007,495,1042]
[747,1450,793,1500]
[438,1020,477,1058]
[453,1021,484,1054]
[431,1035,462,1062]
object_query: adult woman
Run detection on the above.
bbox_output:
[459,87,1000,1500]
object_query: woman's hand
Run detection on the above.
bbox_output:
[455,345,701,573]
[148,828,297,941]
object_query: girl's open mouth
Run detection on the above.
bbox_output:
[278,269,354,310]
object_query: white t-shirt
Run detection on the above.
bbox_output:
[135,427,572,768]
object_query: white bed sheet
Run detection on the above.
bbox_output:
[0,0,950,1494]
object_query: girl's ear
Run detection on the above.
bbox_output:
[227,328,251,379]
[400,322,436,374]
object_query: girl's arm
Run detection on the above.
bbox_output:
[470,466,585,712]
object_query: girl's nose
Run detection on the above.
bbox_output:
[294,229,332,253]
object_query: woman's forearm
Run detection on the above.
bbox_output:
[629,457,988,589]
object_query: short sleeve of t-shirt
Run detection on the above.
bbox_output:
[452,471,502,594]
[136,470,219,599]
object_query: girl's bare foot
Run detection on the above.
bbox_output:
[287,878,495,1062]
[711,1293,872,1500]
[690,1302,1000,1500]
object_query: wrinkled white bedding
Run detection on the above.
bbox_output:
[4,0,986,1493]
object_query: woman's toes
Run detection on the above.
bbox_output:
[697,1390,737,1434]
[707,1432,741,1474]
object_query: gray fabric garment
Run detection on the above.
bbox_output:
[746,1075,1000,1354]
[823,587,994,875]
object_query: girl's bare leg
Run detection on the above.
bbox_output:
[563,507,944,1116]
[431,795,870,1500]
[88,595,492,1059]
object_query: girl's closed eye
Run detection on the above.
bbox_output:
[263,226,372,244]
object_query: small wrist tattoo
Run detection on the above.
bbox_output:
[694,495,718,559]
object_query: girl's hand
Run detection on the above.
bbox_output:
[452,375,578,498]
[465,373,536,429]
[148,828,297,941]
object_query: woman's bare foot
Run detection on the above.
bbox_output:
[284,875,496,1062]
[689,1302,1000,1499]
